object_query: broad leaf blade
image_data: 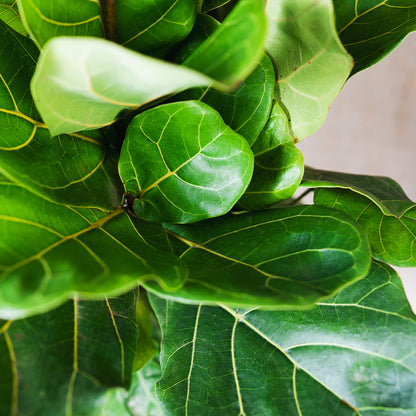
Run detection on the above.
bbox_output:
[265,0,353,140]
[151,260,416,415]
[333,0,416,74]
[0,22,123,208]
[0,291,139,416]
[119,101,254,224]
[0,0,26,34]
[303,168,416,266]
[0,182,186,318]
[145,205,371,307]
[31,36,219,136]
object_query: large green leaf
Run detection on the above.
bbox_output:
[333,0,416,74]
[183,0,267,87]
[0,291,139,416]
[0,181,186,319]
[303,168,416,267]
[238,101,304,210]
[151,260,416,415]
[0,0,26,34]
[31,36,220,136]
[265,0,353,140]
[144,205,371,307]
[118,101,254,224]
[17,0,104,48]
[0,21,122,208]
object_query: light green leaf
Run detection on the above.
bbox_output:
[0,291,139,416]
[116,0,198,54]
[17,0,104,48]
[0,0,26,34]
[265,0,353,140]
[144,205,371,307]
[0,182,187,319]
[0,21,123,209]
[184,0,267,86]
[303,168,416,267]
[238,101,304,210]
[151,260,416,415]
[31,36,220,136]
[119,100,254,224]
[333,0,416,74]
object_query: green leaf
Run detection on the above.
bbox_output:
[0,181,187,319]
[0,22,123,208]
[17,0,104,48]
[0,0,26,34]
[0,291,139,416]
[303,168,416,267]
[151,260,416,415]
[238,101,304,210]
[116,0,198,54]
[183,0,267,86]
[31,36,219,136]
[119,100,254,224]
[144,205,371,307]
[201,0,231,13]
[333,0,416,74]
[265,0,353,140]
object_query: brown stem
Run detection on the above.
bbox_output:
[99,0,117,42]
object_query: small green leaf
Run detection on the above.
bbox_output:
[151,260,416,415]
[30,36,220,136]
[17,0,104,48]
[0,182,187,318]
[333,0,416,74]
[119,101,254,224]
[265,0,353,140]
[184,0,267,86]
[238,101,304,210]
[0,0,26,34]
[145,205,371,307]
[303,168,416,267]
[0,291,139,416]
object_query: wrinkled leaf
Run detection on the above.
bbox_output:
[333,0,416,74]
[117,0,198,54]
[17,0,104,48]
[238,101,304,210]
[0,291,139,416]
[0,181,187,319]
[0,22,123,208]
[31,36,219,136]
[119,101,254,224]
[303,168,416,267]
[152,260,416,415]
[184,0,267,86]
[144,205,371,307]
[0,0,26,34]
[265,0,353,140]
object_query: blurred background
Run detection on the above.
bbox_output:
[298,34,416,310]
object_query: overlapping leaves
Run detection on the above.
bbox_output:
[0,0,26,34]
[152,261,416,415]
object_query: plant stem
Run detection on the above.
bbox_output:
[99,0,117,42]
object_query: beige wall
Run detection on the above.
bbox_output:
[298,34,416,309]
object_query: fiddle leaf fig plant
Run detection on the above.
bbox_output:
[0,0,415,415]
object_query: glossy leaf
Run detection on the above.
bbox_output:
[265,0,353,140]
[0,0,26,34]
[152,260,416,415]
[184,0,267,86]
[0,291,139,416]
[333,0,416,74]
[119,101,254,224]
[144,205,371,307]
[31,36,219,136]
[17,0,104,48]
[0,181,186,319]
[117,0,198,54]
[0,22,123,208]
[303,168,416,267]
[238,101,304,210]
